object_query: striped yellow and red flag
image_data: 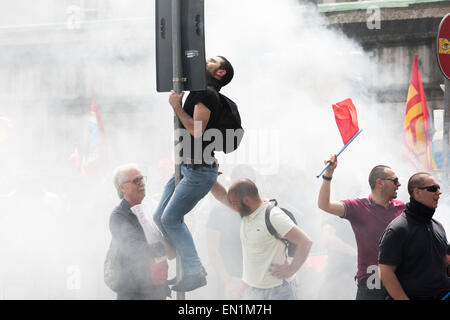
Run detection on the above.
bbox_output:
[404,55,436,171]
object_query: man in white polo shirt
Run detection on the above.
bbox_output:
[210,178,312,299]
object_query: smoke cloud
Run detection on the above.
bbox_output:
[0,0,447,299]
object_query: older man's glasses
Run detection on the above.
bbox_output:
[123,176,147,185]
[382,177,399,185]
[418,185,440,193]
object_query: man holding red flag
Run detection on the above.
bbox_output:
[317,99,405,300]
[318,157,405,300]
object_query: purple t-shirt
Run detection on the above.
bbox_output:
[341,197,405,282]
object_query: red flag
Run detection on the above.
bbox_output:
[332,98,359,145]
[89,91,106,144]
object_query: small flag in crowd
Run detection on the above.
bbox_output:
[70,90,109,178]
[82,91,107,171]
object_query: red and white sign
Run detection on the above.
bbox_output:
[437,13,450,79]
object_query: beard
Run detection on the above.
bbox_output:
[206,72,216,82]
[206,71,222,88]
[239,202,252,217]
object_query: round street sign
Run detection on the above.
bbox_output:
[437,13,450,79]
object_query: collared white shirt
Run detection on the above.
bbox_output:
[241,201,296,288]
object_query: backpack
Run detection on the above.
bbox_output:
[104,241,120,292]
[265,199,298,257]
[214,93,244,153]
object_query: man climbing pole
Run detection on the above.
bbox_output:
[153,56,238,292]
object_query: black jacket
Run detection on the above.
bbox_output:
[109,199,169,297]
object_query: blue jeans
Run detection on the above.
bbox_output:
[243,280,298,300]
[153,164,218,276]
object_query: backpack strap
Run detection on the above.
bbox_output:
[265,199,281,240]
[265,200,291,254]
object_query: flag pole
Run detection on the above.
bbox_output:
[443,78,449,191]
[316,129,362,178]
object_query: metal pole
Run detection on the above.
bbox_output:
[443,78,449,191]
[171,0,185,300]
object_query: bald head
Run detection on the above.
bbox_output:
[407,172,431,197]
[228,178,260,200]
[228,178,263,217]
[407,172,442,208]
[368,165,391,190]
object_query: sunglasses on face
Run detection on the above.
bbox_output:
[123,176,147,185]
[418,185,440,193]
[383,177,399,185]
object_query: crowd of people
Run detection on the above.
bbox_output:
[107,55,450,300]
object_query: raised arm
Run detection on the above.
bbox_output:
[317,154,345,217]
[169,90,211,138]
[210,180,233,210]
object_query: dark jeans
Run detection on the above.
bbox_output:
[356,277,389,300]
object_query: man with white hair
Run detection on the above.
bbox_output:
[108,164,174,300]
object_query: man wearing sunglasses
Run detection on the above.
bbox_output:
[379,172,450,300]
[318,154,405,299]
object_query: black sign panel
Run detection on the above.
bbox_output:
[155,0,206,92]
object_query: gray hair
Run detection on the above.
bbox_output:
[113,163,139,199]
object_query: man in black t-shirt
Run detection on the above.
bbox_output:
[379,172,450,300]
[153,56,235,293]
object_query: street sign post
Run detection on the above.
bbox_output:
[155,0,206,300]
[437,13,450,80]
[156,0,206,92]
[437,13,450,189]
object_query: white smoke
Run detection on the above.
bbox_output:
[0,0,446,300]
